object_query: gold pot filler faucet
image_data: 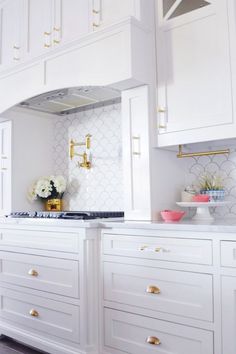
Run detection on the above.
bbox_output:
[69,134,92,169]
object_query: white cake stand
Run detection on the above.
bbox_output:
[176,201,230,221]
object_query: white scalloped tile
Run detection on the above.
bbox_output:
[52,102,123,211]
[185,152,236,217]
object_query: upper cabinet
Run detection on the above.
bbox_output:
[0,0,26,68]
[92,0,154,30]
[156,0,236,147]
[27,0,91,59]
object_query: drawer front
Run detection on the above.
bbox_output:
[103,234,212,265]
[0,251,79,298]
[0,229,80,254]
[104,262,213,321]
[221,241,236,267]
[0,287,80,343]
[104,308,213,354]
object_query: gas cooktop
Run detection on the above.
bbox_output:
[8,211,124,220]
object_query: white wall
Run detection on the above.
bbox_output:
[0,108,55,211]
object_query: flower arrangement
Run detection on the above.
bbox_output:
[28,176,66,210]
[198,173,225,201]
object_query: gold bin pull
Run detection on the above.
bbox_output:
[146,336,161,345]
[146,285,161,294]
[29,309,39,317]
[28,269,38,277]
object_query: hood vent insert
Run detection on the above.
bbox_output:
[18,86,121,115]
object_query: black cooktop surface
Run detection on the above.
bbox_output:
[8,211,124,220]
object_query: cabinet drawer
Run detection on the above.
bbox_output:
[104,309,213,354]
[221,241,236,267]
[103,234,212,265]
[0,229,80,254]
[0,287,80,343]
[104,262,213,321]
[0,251,79,298]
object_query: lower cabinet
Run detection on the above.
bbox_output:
[222,276,236,354]
[0,225,98,354]
[104,308,213,354]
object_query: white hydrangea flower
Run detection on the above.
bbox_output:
[27,183,37,202]
[35,177,52,198]
[53,175,66,194]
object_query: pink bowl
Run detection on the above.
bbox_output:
[160,210,185,222]
[192,194,210,202]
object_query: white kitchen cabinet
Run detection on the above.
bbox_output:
[27,0,91,59]
[156,0,234,147]
[122,86,152,220]
[53,0,91,46]
[92,0,154,30]
[104,308,213,354]
[27,0,54,58]
[0,224,98,354]
[0,0,26,69]
[222,276,236,354]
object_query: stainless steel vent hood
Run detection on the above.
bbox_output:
[18,86,121,115]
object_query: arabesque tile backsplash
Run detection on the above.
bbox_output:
[185,150,236,218]
[53,102,124,211]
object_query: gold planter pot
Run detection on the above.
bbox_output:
[45,199,63,212]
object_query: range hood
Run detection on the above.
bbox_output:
[18,86,121,115]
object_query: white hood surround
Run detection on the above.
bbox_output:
[0,18,153,113]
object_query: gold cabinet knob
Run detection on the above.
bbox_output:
[158,124,167,129]
[139,245,148,251]
[29,309,39,317]
[93,9,99,14]
[146,336,161,345]
[53,39,60,44]
[157,106,166,113]
[44,44,51,48]
[93,22,100,27]
[146,285,161,294]
[28,269,38,277]
[155,247,162,252]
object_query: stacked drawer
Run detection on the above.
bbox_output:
[0,228,81,346]
[102,231,214,354]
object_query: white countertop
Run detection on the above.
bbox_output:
[101,218,236,233]
[2,216,236,233]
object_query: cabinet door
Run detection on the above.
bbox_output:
[0,121,11,216]
[0,0,24,68]
[53,0,91,47]
[156,1,232,138]
[222,276,236,354]
[122,86,151,220]
[92,0,138,29]
[27,0,53,58]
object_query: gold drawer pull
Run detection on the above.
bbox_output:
[93,9,99,14]
[29,309,39,317]
[53,27,60,32]
[157,106,166,113]
[146,285,161,294]
[158,124,166,129]
[44,44,51,48]
[139,245,148,251]
[146,336,161,345]
[93,22,100,27]
[155,247,162,252]
[44,31,51,36]
[28,269,38,277]
[53,39,60,44]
